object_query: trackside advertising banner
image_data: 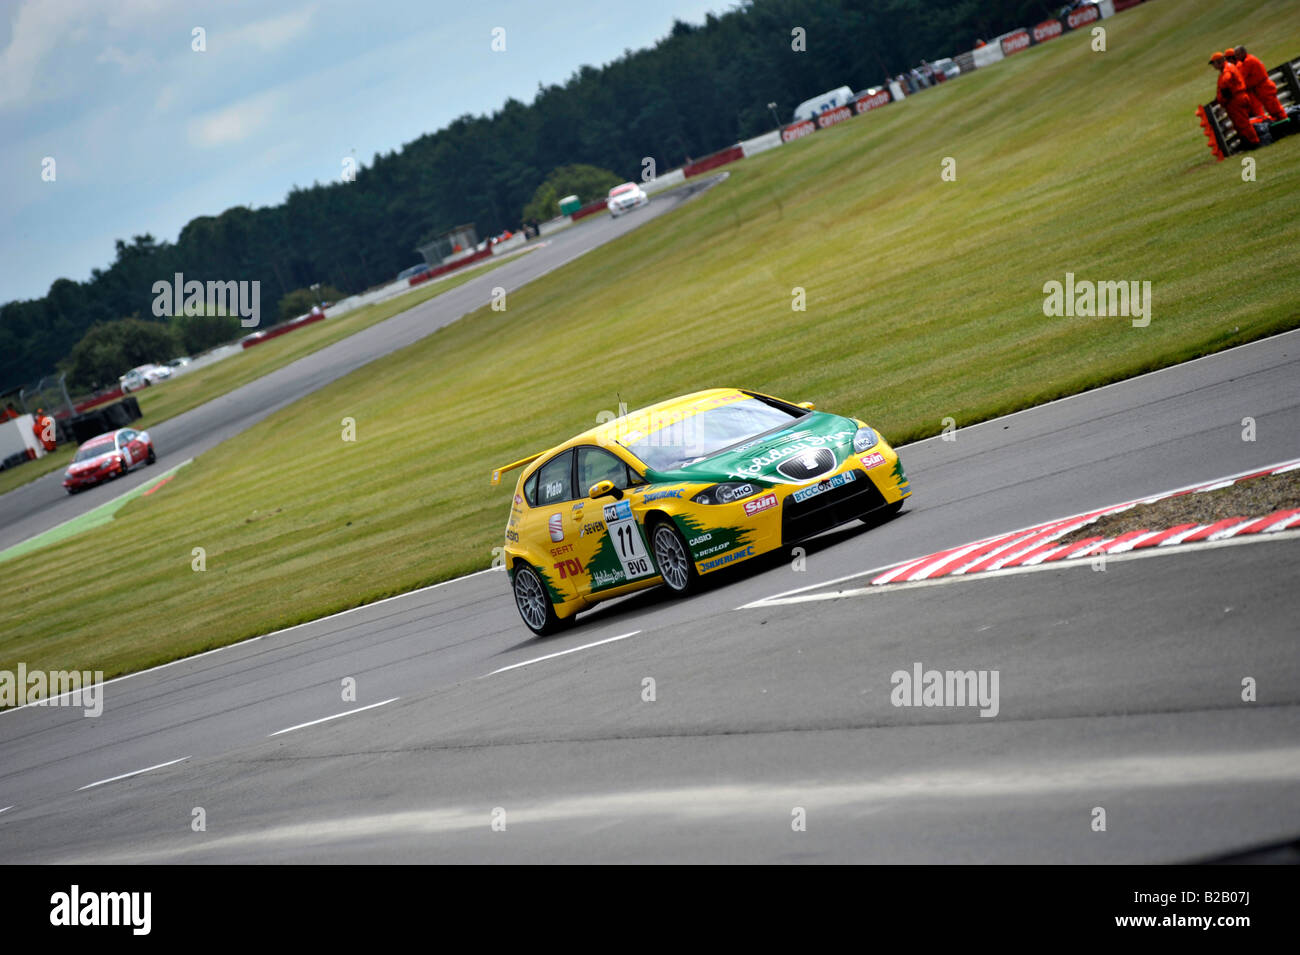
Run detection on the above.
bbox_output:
[782,119,816,142]
[1033,19,1064,43]
[854,89,891,114]
[1001,29,1031,56]
[816,105,854,129]
[1066,4,1102,29]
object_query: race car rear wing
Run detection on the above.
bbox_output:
[491,452,544,486]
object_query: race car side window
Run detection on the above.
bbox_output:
[535,450,575,505]
[523,471,539,507]
[576,446,637,492]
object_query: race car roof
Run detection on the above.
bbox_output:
[490,388,745,485]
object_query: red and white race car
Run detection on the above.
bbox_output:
[607,182,649,217]
[62,428,156,493]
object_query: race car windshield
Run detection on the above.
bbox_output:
[74,443,114,461]
[625,397,805,471]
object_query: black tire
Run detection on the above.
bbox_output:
[512,562,569,636]
[650,518,699,596]
[861,499,905,523]
[146,446,156,465]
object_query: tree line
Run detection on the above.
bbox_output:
[1,0,1061,393]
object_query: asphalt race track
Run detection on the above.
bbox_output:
[1,321,1296,862]
[0,176,724,554]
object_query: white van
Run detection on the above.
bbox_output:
[790,86,855,123]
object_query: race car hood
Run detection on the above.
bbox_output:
[645,411,861,486]
[68,452,116,474]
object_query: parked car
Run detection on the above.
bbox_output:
[398,264,429,281]
[931,58,961,80]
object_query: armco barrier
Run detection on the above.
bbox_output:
[1033,19,1064,43]
[684,145,744,177]
[538,215,571,235]
[854,89,892,114]
[782,119,816,142]
[242,310,326,348]
[972,43,1005,68]
[740,130,782,157]
[816,105,854,129]
[492,233,526,254]
[74,388,125,413]
[1000,29,1031,56]
[571,198,608,221]
[409,247,493,286]
[643,168,686,193]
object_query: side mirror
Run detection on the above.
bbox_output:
[589,480,622,500]
[797,401,816,411]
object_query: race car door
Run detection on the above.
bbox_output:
[119,429,147,468]
[527,449,584,601]
[574,445,656,596]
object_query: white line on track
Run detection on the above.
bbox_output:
[268,697,400,737]
[78,756,191,791]
[0,637,263,718]
[0,805,13,815]
[744,529,1300,607]
[485,631,642,677]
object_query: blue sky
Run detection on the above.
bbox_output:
[2,0,726,304]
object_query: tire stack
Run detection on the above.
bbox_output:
[68,398,144,443]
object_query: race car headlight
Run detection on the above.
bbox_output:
[853,427,879,453]
[693,482,758,505]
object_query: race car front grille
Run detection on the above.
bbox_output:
[781,470,886,543]
[776,448,836,482]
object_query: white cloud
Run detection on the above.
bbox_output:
[154,83,179,114]
[96,45,154,73]
[223,5,318,54]
[188,89,282,147]
[0,0,88,109]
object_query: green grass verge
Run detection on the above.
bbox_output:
[0,253,516,497]
[3,0,1299,683]
[0,460,190,565]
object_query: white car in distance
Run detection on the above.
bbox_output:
[607,182,649,217]
[119,363,172,393]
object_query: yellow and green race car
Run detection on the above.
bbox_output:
[491,388,910,634]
